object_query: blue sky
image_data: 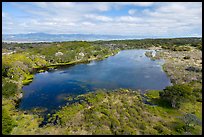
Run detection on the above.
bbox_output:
[2,2,202,37]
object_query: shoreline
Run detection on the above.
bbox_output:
[22,52,119,86]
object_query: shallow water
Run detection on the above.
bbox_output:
[19,49,171,112]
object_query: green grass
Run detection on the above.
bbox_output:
[145,90,160,99]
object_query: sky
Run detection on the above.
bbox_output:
[2,2,202,37]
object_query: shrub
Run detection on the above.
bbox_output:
[173,46,191,51]
[181,113,202,128]
[159,84,193,108]
[191,43,202,51]
[2,64,10,77]
[174,122,185,133]
[2,108,16,135]
[185,66,201,72]
[153,124,164,134]
[138,122,146,130]
[197,44,202,51]
[120,125,136,135]
[2,79,18,98]
[192,88,202,102]
[183,56,190,59]
[110,116,120,134]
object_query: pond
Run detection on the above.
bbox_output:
[19,49,171,113]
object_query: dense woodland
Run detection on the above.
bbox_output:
[2,38,202,135]
[91,37,202,50]
[2,37,202,51]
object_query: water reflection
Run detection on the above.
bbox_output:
[19,49,171,113]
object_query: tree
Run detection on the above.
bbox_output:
[159,84,193,108]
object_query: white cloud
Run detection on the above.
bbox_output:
[130,2,154,7]
[82,22,95,26]
[116,2,154,7]
[2,2,202,37]
[95,3,110,11]
[128,9,137,15]
[117,16,142,23]
[85,14,113,22]
[2,12,6,17]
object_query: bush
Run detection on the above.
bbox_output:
[173,46,191,51]
[197,44,202,51]
[153,124,164,134]
[110,116,120,134]
[182,113,202,128]
[2,64,10,77]
[193,88,202,102]
[159,84,193,108]
[2,79,18,98]
[174,122,185,133]
[185,66,201,72]
[120,125,136,135]
[2,108,16,135]
[183,56,190,59]
[191,43,202,51]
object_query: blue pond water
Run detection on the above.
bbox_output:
[19,49,171,112]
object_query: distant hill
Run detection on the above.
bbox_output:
[2,33,142,43]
